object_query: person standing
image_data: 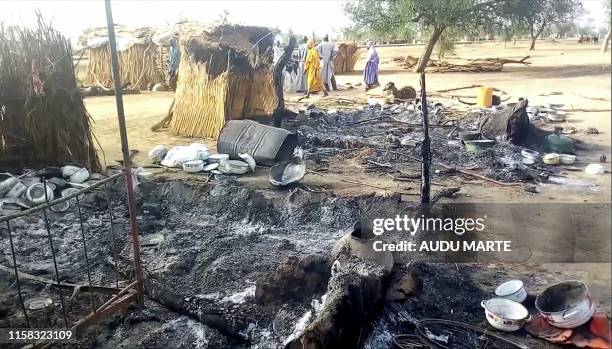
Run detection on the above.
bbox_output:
[294,36,308,93]
[304,39,327,98]
[316,35,339,91]
[273,40,284,64]
[167,34,181,90]
[363,40,379,91]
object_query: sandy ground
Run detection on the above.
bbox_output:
[87,39,611,204]
[86,40,611,312]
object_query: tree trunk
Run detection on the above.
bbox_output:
[529,23,546,51]
[601,29,611,53]
[272,36,296,127]
[414,27,444,73]
[419,72,431,204]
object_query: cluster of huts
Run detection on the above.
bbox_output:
[1,17,361,172]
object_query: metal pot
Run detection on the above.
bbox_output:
[464,139,495,153]
[331,221,394,273]
[481,298,531,332]
[535,280,595,328]
[495,280,528,303]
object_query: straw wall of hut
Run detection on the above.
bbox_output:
[168,25,276,139]
[86,42,164,90]
[0,18,101,171]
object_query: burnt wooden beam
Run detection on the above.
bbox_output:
[419,72,431,204]
[272,36,296,127]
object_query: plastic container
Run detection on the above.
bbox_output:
[477,87,494,108]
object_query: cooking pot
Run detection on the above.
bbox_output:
[495,280,528,303]
[481,298,531,332]
[535,280,595,328]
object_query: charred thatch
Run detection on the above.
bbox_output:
[0,15,101,172]
[165,25,277,139]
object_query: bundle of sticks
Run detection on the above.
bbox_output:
[393,55,531,73]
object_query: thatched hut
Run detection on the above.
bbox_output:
[166,24,277,139]
[0,18,101,171]
[79,26,167,90]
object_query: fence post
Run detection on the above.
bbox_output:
[104,0,144,304]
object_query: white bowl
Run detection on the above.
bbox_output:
[208,154,229,163]
[61,165,81,178]
[182,160,204,173]
[25,183,54,204]
[585,163,605,175]
[521,149,539,161]
[543,153,560,165]
[203,163,219,172]
[495,280,528,303]
[482,298,531,332]
[559,154,576,165]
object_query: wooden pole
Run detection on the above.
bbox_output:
[104,0,145,305]
[272,36,296,127]
[419,72,431,204]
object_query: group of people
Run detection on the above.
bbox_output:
[291,35,338,98]
[277,35,381,97]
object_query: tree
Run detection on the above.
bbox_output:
[344,0,502,72]
[505,0,582,50]
[601,0,611,52]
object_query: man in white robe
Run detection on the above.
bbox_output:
[294,36,308,93]
[316,35,339,91]
[273,40,284,64]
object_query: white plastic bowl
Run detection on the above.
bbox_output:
[26,183,54,204]
[543,153,560,165]
[559,154,576,165]
[182,160,204,173]
[585,163,605,175]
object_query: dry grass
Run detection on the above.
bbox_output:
[86,42,164,90]
[0,14,101,171]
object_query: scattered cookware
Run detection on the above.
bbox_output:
[238,153,257,172]
[458,131,481,142]
[559,154,576,165]
[496,280,528,303]
[521,149,540,161]
[521,158,535,165]
[0,177,18,197]
[481,298,531,332]
[24,297,53,311]
[535,280,595,329]
[227,160,250,175]
[331,221,394,273]
[585,163,605,175]
[61,165,81,178]
[50,200,70,213]
[69,168,90,183]
[25,183,54,204]
[4,181,27,199]
[542,153,560,165]
[182,160,204,173]
[464,139,495,153]
[203,163,219,172]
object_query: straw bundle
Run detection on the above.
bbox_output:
[86,42,163,90]
[0,15,101,171]
[334,43,360,74]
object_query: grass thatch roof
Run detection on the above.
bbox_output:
[153,23,277,139]
[0,15,101,171]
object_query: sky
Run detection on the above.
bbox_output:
[0,0,608,42]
